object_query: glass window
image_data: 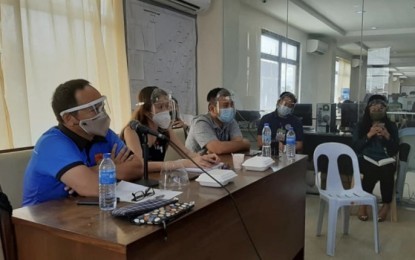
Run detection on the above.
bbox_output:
[260,30,300,111]
[260,59,279,111]
[281,43,297,61]
[334,57,351,103]
[281,63,297,94]
[261,35,279,56]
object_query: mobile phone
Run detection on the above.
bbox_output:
[76,197,120,206]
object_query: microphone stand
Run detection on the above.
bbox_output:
[136,132,159,187]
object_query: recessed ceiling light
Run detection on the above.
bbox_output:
[371,27,377,30]
[356,10,366,14]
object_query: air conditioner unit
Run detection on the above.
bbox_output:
[152,0,211,14]
[306,39,328,55]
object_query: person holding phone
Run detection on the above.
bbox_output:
[352,94,399,222]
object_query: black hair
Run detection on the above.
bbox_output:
[279,91,297,103]
[206,87,224,102]
[52,79,90,123]
[367,94,387,105]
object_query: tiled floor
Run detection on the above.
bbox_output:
[305,194,415,259]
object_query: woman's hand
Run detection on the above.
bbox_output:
[172,119,185,129]
[377,124,390,140]
[369,123,390,140]
[368,125,379,139]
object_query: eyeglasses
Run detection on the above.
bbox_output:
[131,187,155,202]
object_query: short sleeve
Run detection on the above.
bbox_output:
[192,118,219,149]
[34,133,85,179]
[229,120,243,139]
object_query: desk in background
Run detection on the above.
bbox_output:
[303,131,353,161]
[303,131,354,189]
[13,155,307,260]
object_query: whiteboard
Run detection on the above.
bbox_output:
[125,0,197,114]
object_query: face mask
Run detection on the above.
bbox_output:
[277,105,293,117]
[153,111,171,129]
[370,111,385,121]
[218,108,235,123]
[79,111,110,137]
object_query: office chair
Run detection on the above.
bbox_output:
[0,185,17,260]
[314,142,379,256]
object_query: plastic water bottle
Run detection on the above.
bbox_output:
[286,127,296,158]
[262,123,272,157]
[99,153,117,211]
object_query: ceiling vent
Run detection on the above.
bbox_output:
[306,39,328,55]
[152,0,211,14]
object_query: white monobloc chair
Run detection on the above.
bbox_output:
[313,142,380,256]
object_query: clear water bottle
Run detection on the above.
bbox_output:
[99,153,117,211]
[286,127,296,158]
[262,123,272,157]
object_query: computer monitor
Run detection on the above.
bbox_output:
[235,110,261,122]
[293,104,313,126]
[340,103,358,130]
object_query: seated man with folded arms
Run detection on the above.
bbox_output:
[185,88,250,155]
[22,79,142,206]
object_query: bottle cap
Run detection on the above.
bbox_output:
[103,153,111,159]
[264,123,269,126]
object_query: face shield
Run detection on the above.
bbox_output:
[60,96,109,117]
[59,96,111,136]
[150,88,174,129]
[215,89,235,123]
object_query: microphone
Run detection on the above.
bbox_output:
[129,120,168,141]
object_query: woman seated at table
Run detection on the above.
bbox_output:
[121,86,219,171]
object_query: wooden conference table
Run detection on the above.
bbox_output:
[12,154,307,260]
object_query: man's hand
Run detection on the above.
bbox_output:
[188,153,221,168]
[111,144,134,164]
[64,186,75,196]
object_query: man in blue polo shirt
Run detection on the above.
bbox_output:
[257,92,304,153]
[22,79,142,206]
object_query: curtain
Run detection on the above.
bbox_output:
[0,0,131,149]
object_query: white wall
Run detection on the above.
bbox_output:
[197,0,363,110]
[196,0,223,114]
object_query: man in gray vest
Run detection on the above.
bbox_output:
[185,88,250,154]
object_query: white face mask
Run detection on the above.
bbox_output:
[152,110,171,129]
[277,105,293,117]
[79,111,110,137]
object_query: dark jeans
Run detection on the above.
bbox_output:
[360,158,396,203]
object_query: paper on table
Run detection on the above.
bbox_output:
[185,162,224,173]
[116,181,182,203]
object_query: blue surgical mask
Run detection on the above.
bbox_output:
[218,108,235,123]
[277,105,293,117]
